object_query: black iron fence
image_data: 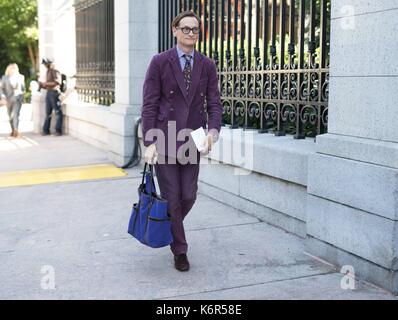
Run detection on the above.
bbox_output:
[159,0,330,138]
[75,0,115,106]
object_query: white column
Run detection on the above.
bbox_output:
[34,0,53,134]
[108,0,158,166]
[306,1,398,293]
[35,0,76,134]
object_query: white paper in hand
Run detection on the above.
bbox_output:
[190,127,207,152]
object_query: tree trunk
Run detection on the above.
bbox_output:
[27,42,39,75]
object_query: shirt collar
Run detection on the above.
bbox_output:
[176,45,195,60]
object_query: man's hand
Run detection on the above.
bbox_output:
[200,134,214,156]
[145,143,158,164]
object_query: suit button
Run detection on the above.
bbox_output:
[170,107,174,111]
[200,93,204,97]
[170,91,174,94]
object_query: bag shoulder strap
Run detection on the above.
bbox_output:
[141,163,156,196]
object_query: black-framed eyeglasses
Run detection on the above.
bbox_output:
[176,27,200,35]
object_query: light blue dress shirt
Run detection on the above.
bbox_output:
[176,46,195,71]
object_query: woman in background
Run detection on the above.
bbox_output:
[0,63,25,138]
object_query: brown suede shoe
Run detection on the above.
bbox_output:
[174,254,190,272]
[12,130,21,138]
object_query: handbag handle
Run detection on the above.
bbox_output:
[141,163,155,185]
[142,163,156,200]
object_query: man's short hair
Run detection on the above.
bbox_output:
[172,11,201,28]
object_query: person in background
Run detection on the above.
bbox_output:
[0,63,25,138]
[39,59,63,136]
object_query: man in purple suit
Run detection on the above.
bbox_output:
[141,11,223,272]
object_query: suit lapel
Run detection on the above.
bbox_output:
[187,50,204,107]
[168,48,205,106]
[168,48,189,104]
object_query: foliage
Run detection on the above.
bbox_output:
[0,0,39,100]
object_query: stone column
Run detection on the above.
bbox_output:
[108,0,158,166]
[306,1,398,293]
[35,0,75,134]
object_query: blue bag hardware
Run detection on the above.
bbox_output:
[128,163,173,248]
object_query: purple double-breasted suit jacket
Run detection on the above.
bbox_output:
[141,47,223,158]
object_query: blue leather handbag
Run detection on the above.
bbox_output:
[128,163,173,248]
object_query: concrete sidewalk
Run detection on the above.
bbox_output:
[0,132,396,300]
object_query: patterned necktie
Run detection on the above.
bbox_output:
[183,54,192,92]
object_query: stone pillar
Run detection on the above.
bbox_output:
[31,93,45,134]
[36,0,75,135]
[108,0,158,166]
[306,1,398,293]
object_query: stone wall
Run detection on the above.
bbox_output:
[197,129,316,238]
[306,0,398,294]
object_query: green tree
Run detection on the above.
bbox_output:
[0,0,38,83]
